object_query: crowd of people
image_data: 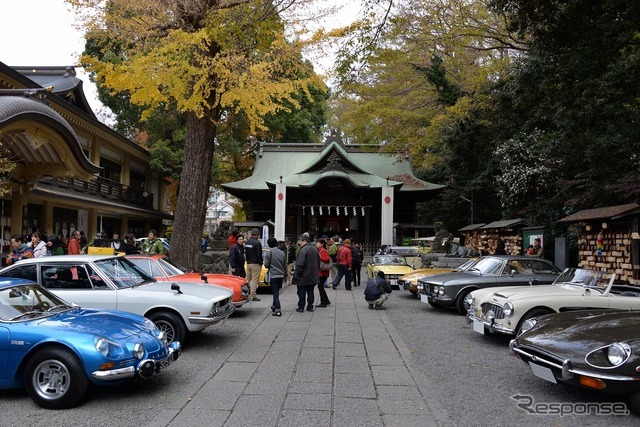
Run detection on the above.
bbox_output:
[228,229,391,314]
[2,229,166,266]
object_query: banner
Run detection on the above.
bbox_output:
[381,186,394,246]
[274,183,286,241]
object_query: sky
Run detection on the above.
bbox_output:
[0,0,106,116]
[0,0,359,123]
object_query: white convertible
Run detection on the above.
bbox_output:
[466,268,640,336]
[0,255,234,344]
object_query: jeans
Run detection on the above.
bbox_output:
[352,263,361,286]
[297,284,315,309]
[332,264,352,290]
[317,276,330,305]
[270,277,283,310]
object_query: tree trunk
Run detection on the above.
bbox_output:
[170,110,218,270]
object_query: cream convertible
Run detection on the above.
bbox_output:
[466,268,640,336]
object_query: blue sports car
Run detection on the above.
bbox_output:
[0,278,181,409]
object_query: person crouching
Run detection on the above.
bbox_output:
[364,271,392,310]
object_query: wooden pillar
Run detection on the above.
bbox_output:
[43,200,53,235]
[10,186,25,236]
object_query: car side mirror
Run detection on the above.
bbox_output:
[529,278,539,286]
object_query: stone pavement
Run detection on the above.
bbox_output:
[165,284,454,427]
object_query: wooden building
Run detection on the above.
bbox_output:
[458,219,542,256]
[222,138,444,245]
[0,62,171,244]
[558,203,640,285]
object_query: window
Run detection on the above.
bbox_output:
[0,265,37,282]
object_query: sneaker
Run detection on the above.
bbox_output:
[375,305,386,310]
[295,307,304,313]
[316,304,327,308]
[368,303,374,309]
[252,297,261,302]
[323,285,331,288]
[331,286,337,290]
[307,306,314,312]
[272,310,282,317]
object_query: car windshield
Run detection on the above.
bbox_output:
[93,258,156,289]
[468,257,505,274]
[157,257,188,275]
[554,268,604,287]
[0,284,73,321]
[373,255,407,265]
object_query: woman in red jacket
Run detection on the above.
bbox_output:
[315,239,332,307]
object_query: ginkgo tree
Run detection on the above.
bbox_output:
[66,0,337,269]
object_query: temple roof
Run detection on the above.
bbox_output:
[222,141,445,196]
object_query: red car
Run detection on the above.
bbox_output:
[127,254,250,308]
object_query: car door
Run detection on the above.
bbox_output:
[38,263,118,310]
[498,260,535,287]
[529,260,561,285]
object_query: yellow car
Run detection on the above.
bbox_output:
[245,248,271,288]
[366,255,415,288]
[397,258,479,296]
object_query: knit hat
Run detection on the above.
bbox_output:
[344,239,351,245]
[251,228,260,236]
[299,233,311,242]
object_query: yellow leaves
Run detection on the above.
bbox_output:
[74,0,326,130]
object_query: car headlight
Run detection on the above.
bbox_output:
[519,319,537,335]
[95,337,124,358]
[503,302,514,316]
[607,343,631,366]
[465,292,475,307]
[133,343,145,360]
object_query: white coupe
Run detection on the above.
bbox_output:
[0,255,234,344]
[466,268,640,336]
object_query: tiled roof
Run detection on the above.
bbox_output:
[558,203,640,222]
[479,219,525,229]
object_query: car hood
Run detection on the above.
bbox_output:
[139,280,233,300]
[33,308,150,339]
[171,272,245,289]
[476,283,589,302]
[421,271,483,285]
[518,310,640,359]
[374,266,414,274]
[401,268,455,280]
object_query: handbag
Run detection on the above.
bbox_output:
[319,258,333,271]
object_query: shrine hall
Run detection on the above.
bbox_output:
[222,137,445,246]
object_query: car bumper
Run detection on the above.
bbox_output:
[234,298,250,308]
[188,303,235,325]
[91,341,181,381]
[419,290,453,305]
[466,312,515,335]
[510,341,640,393]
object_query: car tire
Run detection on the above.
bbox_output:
[516,308,553,335]
[427,300,442,308]
[455,289,474,315]
[148,311,187,345]
[629,391,640,414]
[24,347,88,409]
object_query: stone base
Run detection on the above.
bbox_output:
[199,251,229,274]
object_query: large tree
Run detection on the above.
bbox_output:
[68,0,331,269]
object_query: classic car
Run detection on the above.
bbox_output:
[0,255,234,344]
[126,254,250,308]
[510,309,640,413]
[398,258,478,297]
[0,278,180,409]
[466,268,640,336]
[366,254,415,288]
[417,255,561,315]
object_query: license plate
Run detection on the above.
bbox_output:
[158,356,172,369]
[389,279,397,286]
[529,362,557,384]
[473,319,485,334]
[420,294,428,303]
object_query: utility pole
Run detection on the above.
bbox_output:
[460,194,474,224]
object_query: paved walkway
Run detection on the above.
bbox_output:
[163,284,454,427]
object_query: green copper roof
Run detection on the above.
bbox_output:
[222,142,445,193]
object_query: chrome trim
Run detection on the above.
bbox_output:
[467,314,515,334]
[189,303,235,324]
[586,343,632,370]
[512,345,640,382]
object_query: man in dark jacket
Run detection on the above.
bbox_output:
[292,233,319,312]
[245,228,264,301]
[364,271,392,310]
[229,234,246,278]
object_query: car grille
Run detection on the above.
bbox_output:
[480,302,505,319]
